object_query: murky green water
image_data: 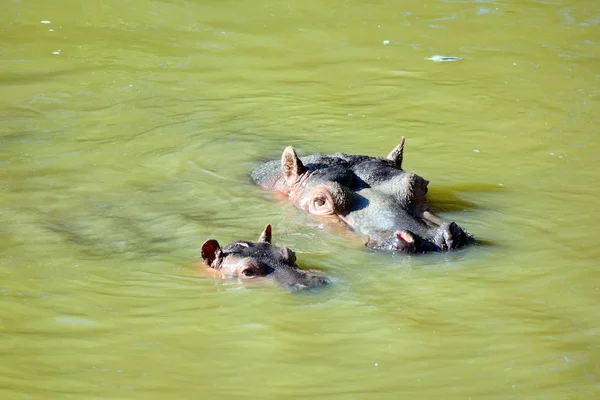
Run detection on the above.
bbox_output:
[2,0,599,398]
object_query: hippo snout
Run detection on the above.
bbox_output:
[365,220,471,254]
[432,222,471,251]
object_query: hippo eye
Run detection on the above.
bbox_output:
[308,189,335,216]
[240,267,256,277]
[239,264,265,278]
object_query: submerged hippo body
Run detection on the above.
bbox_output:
[250,138,472,254]
[201,225,328,290]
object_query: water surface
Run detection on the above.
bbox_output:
[1,0,599,398]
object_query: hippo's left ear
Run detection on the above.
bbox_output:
[281,146,306,185]
[258,224,272,244]
[201,239,221,267]
[386,136,405,169]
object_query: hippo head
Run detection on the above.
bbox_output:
[201,224,328,290]
[250,138,472,253]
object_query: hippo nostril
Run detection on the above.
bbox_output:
[396,231,415,244]
[449,222,464,240]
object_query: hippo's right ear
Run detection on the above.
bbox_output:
[386,136,405,169]
[258,224,272,244]
[281,146,306,185]
[201,239,221,267]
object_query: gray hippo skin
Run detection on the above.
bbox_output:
[250,138,473,254]
[201,225,328,290]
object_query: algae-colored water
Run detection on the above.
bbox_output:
[1,0,599,398]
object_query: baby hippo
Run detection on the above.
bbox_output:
[201,224,328,290]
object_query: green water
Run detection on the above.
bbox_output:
[1,0,599,398]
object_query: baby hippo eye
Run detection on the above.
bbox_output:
[238,264,264,279]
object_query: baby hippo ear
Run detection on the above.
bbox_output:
[281,146,306,185]
[258,224,272,244]
[281,247,296,264]
[201,239,221,267]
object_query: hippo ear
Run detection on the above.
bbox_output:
[386,136,405,169]
[258,224,272,244]
[281,247,296,264]
[281,146,306,184]
[201,239,221,267]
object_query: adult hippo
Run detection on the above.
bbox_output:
[201,224,328,290]
[250,138,473,254]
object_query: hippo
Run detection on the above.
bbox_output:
[201,224,328,290]
[250,137,473,254]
